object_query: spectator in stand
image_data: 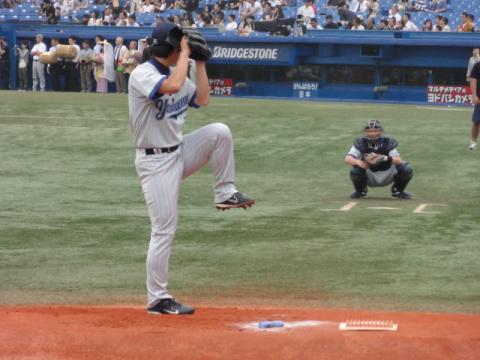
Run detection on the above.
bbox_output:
[433,15,442,31]
[338,4,356,27]
[402,13,418,31]
[16,41,29,91]
[389,4,401,23]
[211,3,223,18]
[422,19,433,31]
[307,18,322,30]
[0,37,9,90]
[271,5,284,20]
[323,14,339,29]
[387,16,398,30]
[214,13,226,32]
[440,17,450,32]
[351,16,364,30]
[367,0,378,19]
[238,0,252,18]
[103,7,115,25]
[79,39,94,92]
[2,0,14,8]
[458,14,475,32]
[180,0,200,12]
[377,18,388,30]
[428,0,446,13]
[64,36,80,92]
[349,0,359,12]
[238,14,254,35]
[456,12,468,32]
[81,14,91,25]
[127,14,140,27]
[116,10,128,26]
[225,14,238,31]
[202,14,215,27]
[364,17,375,30]
[88,10,103,25]
[31,34,47,92]
[358,0,369,13]
[262,1,273,20]
[93,35,108,93]
[246,0,263,19]
[140,0,155,13]
[113,36,128,93]
[42,0,56,24]
[195,11,205,27]
[297,0,315,25]
[48,37,63,91]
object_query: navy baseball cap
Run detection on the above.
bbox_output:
[151,23,183,48]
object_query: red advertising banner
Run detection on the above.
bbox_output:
[427,85,472,104]
[208,78,233,96]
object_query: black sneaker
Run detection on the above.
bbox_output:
[391,191,412,199]
[216,192,255,210]
[350,191,367,199]
[147,298,195,315]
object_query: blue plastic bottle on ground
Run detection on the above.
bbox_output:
[258,320,285,328]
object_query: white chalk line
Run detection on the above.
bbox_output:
[415,106,471,112]
[319,202,358,212]
[239,320,329,332]
[413,203,447,214]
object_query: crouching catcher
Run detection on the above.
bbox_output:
[344,120,413,199]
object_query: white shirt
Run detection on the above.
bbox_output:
[127,22,140,27]
[442,25,451,32]
[307,23,323,30]
[349,0,359,12]
[249,1,263,17]
[128,61,198,148]
[225,21,238,31]
[88,18,103,26]
[297,5,315,19]
[239,1,252,16]
[66,44,80,63]
[352,24,365,30]
[141,4,155,13]
[31,42,47,60]
[403,20,419,32]
[389,12,401,23]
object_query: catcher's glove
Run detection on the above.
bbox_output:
[181,27,212,61]
[364,153,388,166]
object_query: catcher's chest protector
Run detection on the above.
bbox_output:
[354,137,398,156]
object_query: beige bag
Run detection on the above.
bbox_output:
[39,52,58,64]
[55,44,77,59]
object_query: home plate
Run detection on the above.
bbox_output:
[239,320,328,332]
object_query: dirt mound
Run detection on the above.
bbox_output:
[1,306,479,360]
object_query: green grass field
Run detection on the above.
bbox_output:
[0,92,479,313]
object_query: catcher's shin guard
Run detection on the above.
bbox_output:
[392,163,413,192]
[350,166,368,193]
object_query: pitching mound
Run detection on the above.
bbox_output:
[1,306,479,360]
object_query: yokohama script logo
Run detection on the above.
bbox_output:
[213,46,279,60]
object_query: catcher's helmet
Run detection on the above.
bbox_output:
[363,119,383,131]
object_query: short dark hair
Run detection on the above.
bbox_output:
[95,34,105,41]
[326,14,333,20]
[149,43,175,59]
[129,14,136,21]
[380,19,388,26]
[68,35,77,42]
[82,39,90,45]
[468,14,475,21]
[310,18,317,23]
[442,17,449,25]
[404,13,411,20]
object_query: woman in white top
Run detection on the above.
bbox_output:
[88,10,103,26]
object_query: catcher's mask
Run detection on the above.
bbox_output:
[363,119,383,142]
[151,23,184,50]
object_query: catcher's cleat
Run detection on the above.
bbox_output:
[350,191,367,199]
[216,192,255,210]
[391,191,412,199]
[147,298,195,315]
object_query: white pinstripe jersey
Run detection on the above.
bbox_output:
[128,59,198,148]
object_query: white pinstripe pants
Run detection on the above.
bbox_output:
[135,123,237,307]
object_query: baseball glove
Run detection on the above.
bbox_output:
[364,153,387,166]
[181,27,212,61]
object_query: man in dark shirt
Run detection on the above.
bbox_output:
[469,61,480,149]
[323,15,339,29]
[0,37,9,90]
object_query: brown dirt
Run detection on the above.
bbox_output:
[0,306,479,360]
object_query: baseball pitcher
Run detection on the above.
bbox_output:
[129,24,255,315]
[344,120,413,199]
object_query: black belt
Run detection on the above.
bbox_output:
[145,145,179,155]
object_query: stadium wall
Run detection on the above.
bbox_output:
[1,23,479,103]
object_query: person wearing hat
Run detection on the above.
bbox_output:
[344,120,413,199]
[128,24,255,315]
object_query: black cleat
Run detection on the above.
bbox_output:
[350,191,367,199]
[391,191,412,199]
[216,192,255,210]
[147,298,195,315]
